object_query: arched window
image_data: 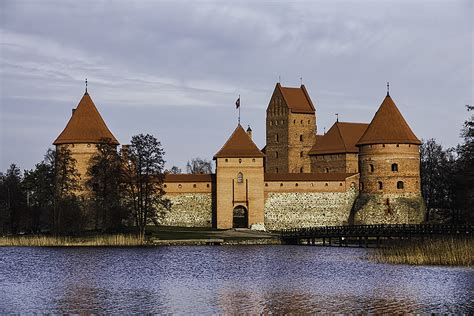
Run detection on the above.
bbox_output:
[300,151,303,158]
[275,134,279,142]
[275,151,279,158]
[325,168,329,173]
[397,181,404,189]
[300,167,303,173]
[300,135,303,142]
[276,167,279,173]
[392,163,398,172]
[378,181,383,190]
[237,172,243,183]
[369,164,374,172]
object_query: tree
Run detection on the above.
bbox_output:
[0,164,25,234]
[452,105,474,223]
[51,147,82,233]
[23,160,55,233]
[165,166,182,174]
[420,139,455,220]
[122,134,171,238]
[86,139,124,231]
[186,157,213,174]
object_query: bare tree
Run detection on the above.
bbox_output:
[122,134,170,238]
[186,157,213,174]
[165,166,182,174]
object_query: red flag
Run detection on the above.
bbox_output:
[235,97,240,109]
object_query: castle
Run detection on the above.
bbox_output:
[54,83,425,230]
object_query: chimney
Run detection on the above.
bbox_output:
[246,125,253,139]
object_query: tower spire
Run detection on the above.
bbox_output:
[387,81,390,97]
[85,78,88,94]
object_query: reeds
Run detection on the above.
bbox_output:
[0,234,144,247]
[371,237,473,266]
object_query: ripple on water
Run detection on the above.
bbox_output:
[0,246,472,314]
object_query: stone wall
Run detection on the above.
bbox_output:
[264,187,358,230]
[351,193,425,225]
[160,193,213,227]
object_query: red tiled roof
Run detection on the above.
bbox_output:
[357,95,421,146]
[214,124,265,158]
[277,83,315,114]
[309,122,368,155]
[164,174,215,182]
[53,92,119,145]
[264,173,358,182]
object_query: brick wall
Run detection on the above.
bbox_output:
[310,153,359,173]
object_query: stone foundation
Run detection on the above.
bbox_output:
[160,193,213,227]
[264,188,358,230]
[351,193,425,225]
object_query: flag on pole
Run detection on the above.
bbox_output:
[235,97,240,109]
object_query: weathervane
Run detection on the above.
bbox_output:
[387,82,390,96]
[300,76,303,85]
[335,113,339,122]
[85,78,88,94]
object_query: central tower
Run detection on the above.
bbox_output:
[265,83,316,173]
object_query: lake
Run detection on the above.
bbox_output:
[0,246,472,313]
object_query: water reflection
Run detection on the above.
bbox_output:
[0,246,472,313]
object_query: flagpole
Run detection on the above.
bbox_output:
[238,94,241,124]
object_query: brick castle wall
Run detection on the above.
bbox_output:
[310,153,359,173]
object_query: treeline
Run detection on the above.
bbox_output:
[0,134,170,237]
[420,106,473,223]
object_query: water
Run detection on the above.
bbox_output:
[0,246,472,314]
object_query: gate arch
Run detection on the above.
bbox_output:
[233,205,248,228]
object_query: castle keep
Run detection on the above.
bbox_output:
[54,83,425,230]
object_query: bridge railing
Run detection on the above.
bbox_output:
[281,224,474,240]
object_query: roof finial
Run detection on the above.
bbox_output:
[335,113,339,122]
[386,81,390,97]
[278,75,281,84]
[85,78,88,94]
[300,76,303,86]
[323,127,326,135]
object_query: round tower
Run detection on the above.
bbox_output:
[352,92,424,224]
[53,88,119,187]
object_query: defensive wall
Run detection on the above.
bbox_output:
[161,173,360,230]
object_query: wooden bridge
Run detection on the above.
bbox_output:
[280,224,474,247]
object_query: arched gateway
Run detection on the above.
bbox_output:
[233,206,248,228]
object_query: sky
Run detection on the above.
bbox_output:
[1,0,472,172]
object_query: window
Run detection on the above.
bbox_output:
[392,163,398,172]
[396,144,400,147]
[300,151,303,158]
[164,184,167,188]
[397,181,404,189]
[300,135,303,142]
[225,159,228,162]
[270,121,273,126]
[281,120,284,125]
[378,181,383,190]
[275,120,278,126]
[280,183,283,187]
[207,184,210,188]
[300,120,303,124]
[295,183,298,187]
[300,167,303,173]
[293,119,296,124]
[308,120,310,124]
[276,167,279,173]
[239,158,242,163]
[325,168,329,173]
[252,158,255,162]
[178,184,182,188]
[369,164,374,172]
[193,184,197,188]
[237,172,244,183]
[265,183,268,186]
[275,134,279,142]
[275,151,279,158]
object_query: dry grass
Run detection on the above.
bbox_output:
[0,234,144,247]
[371,238,473,266]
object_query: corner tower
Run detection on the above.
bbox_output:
[214,124,265,229]
[352,93,424,224]
[53,90,119,183]
[265,83,316,174]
